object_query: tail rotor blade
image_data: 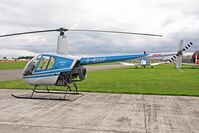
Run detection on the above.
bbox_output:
[169,41,193,63]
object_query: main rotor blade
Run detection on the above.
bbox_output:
[68,29,163,37]
[0,27,163,37]
[0,29,57,37]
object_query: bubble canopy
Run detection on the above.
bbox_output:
[23,54,75,76]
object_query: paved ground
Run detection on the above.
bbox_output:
[0,89,198,133]
[0,65,124,81]
[0,69,23,81]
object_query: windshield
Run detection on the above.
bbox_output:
[23,55,41,76]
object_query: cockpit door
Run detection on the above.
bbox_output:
[34,55,56,72]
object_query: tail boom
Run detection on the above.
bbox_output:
[80,54,149,65]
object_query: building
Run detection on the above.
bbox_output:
[192,50,199,63]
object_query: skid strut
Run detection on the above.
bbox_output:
[31,85,37,98]
[11,83,79,100]
[34,83,78,94]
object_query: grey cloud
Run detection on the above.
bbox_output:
[0,0,198,58]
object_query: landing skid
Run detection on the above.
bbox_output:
[11,83,79,100]
[34,90,79,95]
[11,94,68,101]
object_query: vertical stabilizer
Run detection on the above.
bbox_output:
[195,50,198,63]
[176,40,183,69]
[57,35,68,55]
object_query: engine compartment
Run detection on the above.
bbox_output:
[56,61,87,86]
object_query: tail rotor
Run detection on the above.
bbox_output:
[169,40,193,68]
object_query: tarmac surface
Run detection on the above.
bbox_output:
[0,65,124,81]
[0,89,198,133]
[0,69,23,81]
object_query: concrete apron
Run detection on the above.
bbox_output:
[0,89,198,133]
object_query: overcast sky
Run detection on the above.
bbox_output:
[0,0,198,58]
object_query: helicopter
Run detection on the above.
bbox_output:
[0,27,163,100]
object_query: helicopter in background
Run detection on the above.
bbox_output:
[0,27,163,100]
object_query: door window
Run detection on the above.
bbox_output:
[47,57,56,69]
[37,56,50,70]
[36,56,56,70]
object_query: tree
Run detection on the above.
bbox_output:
[17,56,34,60]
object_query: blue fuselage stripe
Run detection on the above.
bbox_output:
[23,68,72,79]
[23,73,59,79]
[32,68,72,75]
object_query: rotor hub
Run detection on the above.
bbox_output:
[56,27,68,36]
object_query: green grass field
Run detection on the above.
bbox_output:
[0,62,119,70]
[0,62,27,70]
[0,64,198,96]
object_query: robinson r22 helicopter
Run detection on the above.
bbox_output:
[0,27,163,100]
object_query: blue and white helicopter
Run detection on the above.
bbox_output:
[0,28,163,100]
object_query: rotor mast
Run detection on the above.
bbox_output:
[56,28,68,55]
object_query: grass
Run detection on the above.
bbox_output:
[0,64,198,96]
[0,62,27,70]
[0,61,119,70]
